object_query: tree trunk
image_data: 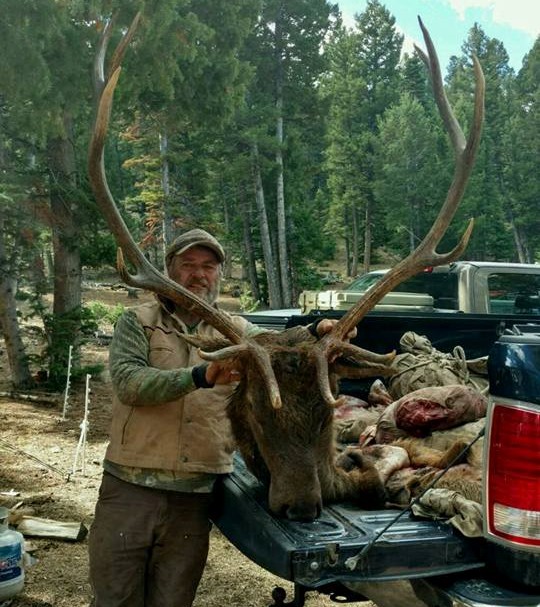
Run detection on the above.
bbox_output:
[409,214,415,254]
[343,208,351,277]
[274,4,292,307]
[241,195,260,304]
[507,206,530,263]
[160,131,172,270]
[222,193,233,279]
[47,111,81,388]
[363,198,372,274]
[0,219,34,389]
[250,142,282,308]
[351,204,359,278]
[275,104,292,306]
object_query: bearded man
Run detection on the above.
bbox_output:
[88,228,337,607]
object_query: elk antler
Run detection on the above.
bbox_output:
[314,17,485,406]
[87,14,283,408]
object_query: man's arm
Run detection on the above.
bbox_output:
[109,310,201,406]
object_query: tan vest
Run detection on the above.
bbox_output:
[105,301,252,474]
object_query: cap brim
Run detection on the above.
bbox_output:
[174,241,225,263]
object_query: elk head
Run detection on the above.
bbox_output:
[88,15,484,521]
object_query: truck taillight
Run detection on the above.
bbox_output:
[485,401,540,548]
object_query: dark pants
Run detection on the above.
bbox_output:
[88,473,213,607]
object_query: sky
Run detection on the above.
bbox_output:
[337,0,539,72]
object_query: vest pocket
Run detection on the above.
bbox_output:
[148,345,176,368]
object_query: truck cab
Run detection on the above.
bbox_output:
[298,261,540,316]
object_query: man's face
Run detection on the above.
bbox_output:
[168,245,221,305]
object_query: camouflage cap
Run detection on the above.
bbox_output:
[165,228,225,266]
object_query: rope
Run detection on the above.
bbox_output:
[452,345,470,381]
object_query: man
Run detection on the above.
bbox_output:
[88,228,338,607]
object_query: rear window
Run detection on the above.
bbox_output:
[346,273,386,291]
[347,270,459,310]
[393,273,459,309]
[488,273,540,315]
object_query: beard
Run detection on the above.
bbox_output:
[186,277,220,305]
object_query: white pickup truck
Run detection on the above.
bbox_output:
[299,261,540,315]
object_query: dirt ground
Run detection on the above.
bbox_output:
[0,284,375,607]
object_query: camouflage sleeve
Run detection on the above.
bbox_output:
[109,310,196,407]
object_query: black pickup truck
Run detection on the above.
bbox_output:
[212,310,540,607]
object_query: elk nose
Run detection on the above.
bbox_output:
[269,475,322,521]
[285,499,322,522]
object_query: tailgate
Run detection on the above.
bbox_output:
[213,456,485,588]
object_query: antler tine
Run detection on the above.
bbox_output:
[414,17,465,154]
[313,350,346,408]
[94,13,141,95]
[198,343,283,410]
[312,345,395,408]
[93,16,114,96]
[323,19,485,344]
[87,15,284,408]
[108,13,141,78]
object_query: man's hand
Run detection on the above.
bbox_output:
[205,361,242,386]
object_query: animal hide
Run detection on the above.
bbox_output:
[375,385,487,443]
[333,395,386,444]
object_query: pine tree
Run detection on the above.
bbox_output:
[325,0,402,275]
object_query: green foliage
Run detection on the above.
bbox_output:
[501,38,540,262]
[13,292,123,389]
[70,363,106,384]
[40,309,80,389]
[39,301,124,389]
[374,93,443,255]
[292,263,327,291]
[445,23,521,260]
[0,0,538,377]
[401,54,433,109]
[324,2,403,271]
[15,288,48,329]
[81,301,126,333]
[119,0,260,128]
[353,0,403,114]
[239,288,260,313]
[80,232,117,268]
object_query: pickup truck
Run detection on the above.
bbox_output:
[212,307,540,606]
[299,261,540,316]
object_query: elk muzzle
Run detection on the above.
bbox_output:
[269,469,323,521]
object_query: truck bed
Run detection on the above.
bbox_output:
[244,309,540,360]
[288,310,540,359]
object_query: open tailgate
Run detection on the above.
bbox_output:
[212,455,485,589]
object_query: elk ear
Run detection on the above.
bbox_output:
[331,358,396,380]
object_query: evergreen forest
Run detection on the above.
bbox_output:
[0,0,538,388]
